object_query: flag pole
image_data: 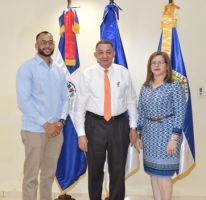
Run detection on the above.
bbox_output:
[55,1,76,199]
[160,0,196,182]
[67,0,72,6]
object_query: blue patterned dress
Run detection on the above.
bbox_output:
[137,81,185,177]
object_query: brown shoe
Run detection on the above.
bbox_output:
[105,197,109,200]
[55,194,72,200]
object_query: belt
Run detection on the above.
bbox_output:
[146,114,174,123]
[86,111,125,121]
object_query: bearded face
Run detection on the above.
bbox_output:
[35,33,55,58]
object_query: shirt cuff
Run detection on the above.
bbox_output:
[172,128,182,134]
[129,120,137,129]
[77,128,86,137]
[60,113,67,120]
[137,124,143,131]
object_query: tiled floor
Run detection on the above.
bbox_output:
[67,194,206,200]
[0,193,206,200]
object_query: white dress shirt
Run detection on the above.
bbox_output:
[74,63,137,136]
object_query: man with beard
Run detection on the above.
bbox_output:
[16,31,69,200]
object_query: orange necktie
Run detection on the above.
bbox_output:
[104,69,112,121]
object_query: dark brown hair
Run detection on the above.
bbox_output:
[95,40,114,50]
[36,31,51,41]
[144,51,173,86]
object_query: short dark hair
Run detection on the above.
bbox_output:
[144,51,173,86]
[36,31,52,41]
[95,40,113,49]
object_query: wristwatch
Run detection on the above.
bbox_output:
[130,127,137,131]
[59,119,66,126]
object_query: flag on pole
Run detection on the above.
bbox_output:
[100,1,139,193]
[54,5,87,193]
[100,1,128,68]
[158,2,195,181]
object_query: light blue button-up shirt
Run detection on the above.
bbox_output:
[16,54,69,133]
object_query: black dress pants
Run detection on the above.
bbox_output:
[85,112,130,200]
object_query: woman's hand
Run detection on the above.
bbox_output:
[166,134,178,156]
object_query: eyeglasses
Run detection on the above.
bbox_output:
[151,61,166,66]
[39,40,54,46]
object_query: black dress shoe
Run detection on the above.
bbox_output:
[60,194,71,199]
[55,194,74,200]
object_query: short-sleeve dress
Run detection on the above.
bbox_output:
[137,80,186,177]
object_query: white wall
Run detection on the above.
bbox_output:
[0,0,205,197]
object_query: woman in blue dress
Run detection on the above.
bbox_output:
[135,51,186,200]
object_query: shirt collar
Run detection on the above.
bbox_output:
[34,54,53,68]
[97,63,114,72]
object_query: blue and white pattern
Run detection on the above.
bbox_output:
[137,80,186,177]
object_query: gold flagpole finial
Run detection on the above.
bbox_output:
[67,0,72,6]
[160,0,180,55]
